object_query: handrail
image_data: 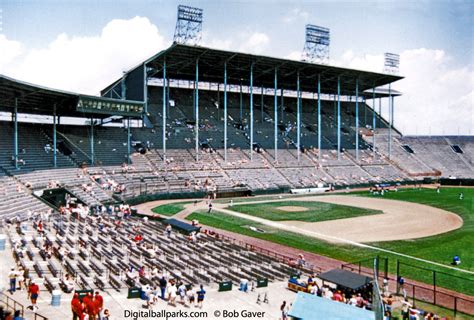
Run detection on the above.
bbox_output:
[0,291,48,319]
[56,131,92,163]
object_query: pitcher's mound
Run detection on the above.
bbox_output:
[277,206,309,212]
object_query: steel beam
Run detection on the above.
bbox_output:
[195,59,199,161]
[317,74,322,162]
[163,59,167,162]
[337,76,341,160]
[224,62,228,162]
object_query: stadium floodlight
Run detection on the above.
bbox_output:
[301,24,330,64]
[173,5,203,46]
[384,53,400,74]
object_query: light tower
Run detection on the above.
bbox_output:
[173,5,203,45]
[301,24,330,64]
[384,53,400,74]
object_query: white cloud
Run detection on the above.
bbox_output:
[203,30,270,55]
[285,50,302,61]
[0,35,23,72]
[282,8,309,24]
[1,16,169,94]
[238,32,270,54]
[334,48,474,135]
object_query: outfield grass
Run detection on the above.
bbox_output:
[151,201,193,216]
[229,200,382,222]
[186,187,474,296]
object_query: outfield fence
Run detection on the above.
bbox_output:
[396,260,474,317]
[340,257,474,318]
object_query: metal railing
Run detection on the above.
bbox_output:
[213,232,322,275]
[0,292,48,319]
[340,257,474,318]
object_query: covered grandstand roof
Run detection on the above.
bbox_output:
[318,269,373,291]
[103,43,403,97]
[0,74,144,118]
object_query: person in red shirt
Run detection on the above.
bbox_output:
[28,281,40,311]
[134,234,143,243]
[94,291,104,317]
[71,293,81,320]
[333,290,344,302]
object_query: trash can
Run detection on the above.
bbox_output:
[0,234,6,251]
[51,290,61,306]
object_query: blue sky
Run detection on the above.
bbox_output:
[2,0,472,65]
[0,0,473,134]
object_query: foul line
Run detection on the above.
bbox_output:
[217,207,474,276]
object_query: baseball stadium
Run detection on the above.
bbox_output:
[0,3,473,320]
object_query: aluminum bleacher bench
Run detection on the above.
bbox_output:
[90,260,105,276]
[79,274,95,290]
[77,260,91,274]
[108,274,122,290]
[48,260,60,277]
[33,261,44,278]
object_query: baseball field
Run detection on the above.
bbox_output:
[182,187,474,296]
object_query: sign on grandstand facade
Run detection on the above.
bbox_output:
[76,96,144,116]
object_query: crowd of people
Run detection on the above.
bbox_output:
[70,292,109,320]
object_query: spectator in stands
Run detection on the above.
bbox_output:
[27,281,40,311]
[297,254,306,268]
[17,267,25,292]
[196,285,206,308]
[159,276,167,300]
[8,267,18,294]
[186,285,195,307]
[102,309,110,320]
[165,224,172,237]
[71,293,81,320]
[178,282,187,305]
[94,292,103,318]
[167,280,178,306]
[400,298,412,320]
[280,300,289,320]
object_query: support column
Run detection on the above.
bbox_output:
[195,59,199,161]
[280,87,284,123]
[143,63,148,115]
[317,74,322,162]
[355,79,359,161]
[274,68,278,162]
[390,93,395,160]
[90,117,94,166]
[388,83,392,159]
[53,104,57,168]
[260,86,264,122]
[239,82,243,121]
[296,71,301,161]
[378,97,382,129]
[13,98,19,170]
[372,86,376,161]
[249,63,254,160]
[224,62,228,162]
[127,117,131,165]
[337,76,341,160]
[162,59,167,162]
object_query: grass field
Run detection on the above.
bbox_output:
[230,200,382,222]
[186,187,474,297]
[151,201,193,216]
